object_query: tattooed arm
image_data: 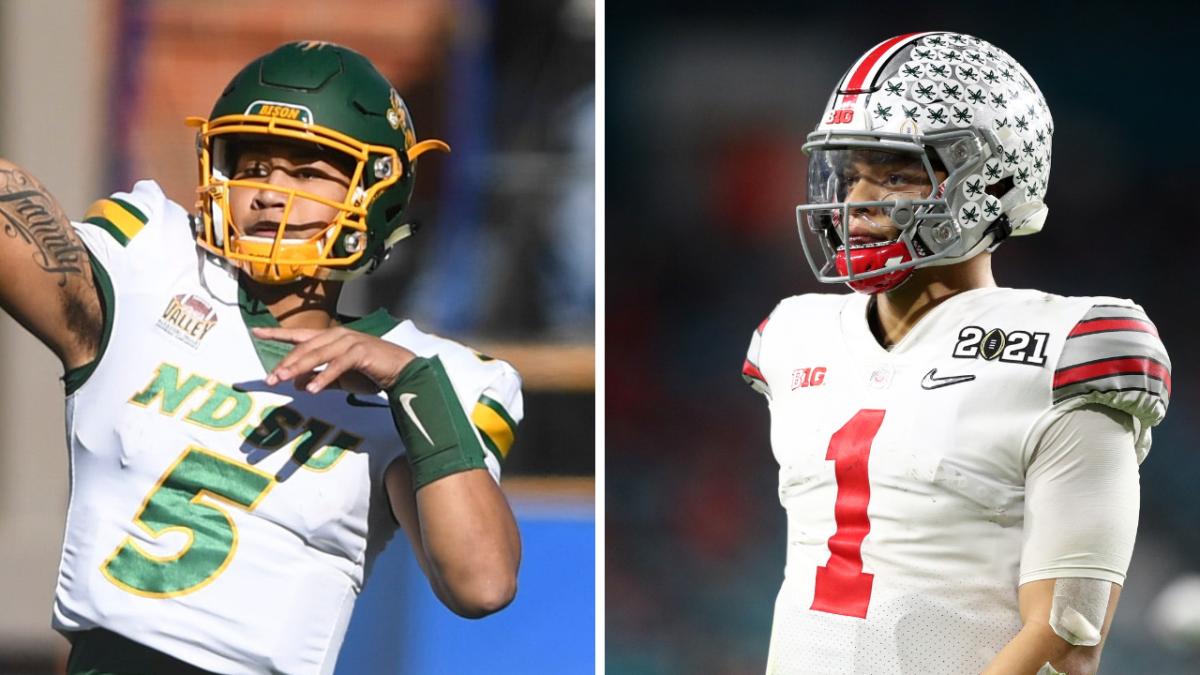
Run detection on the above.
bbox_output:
[0,159,102,370]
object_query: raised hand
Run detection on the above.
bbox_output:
[252,325,416,394]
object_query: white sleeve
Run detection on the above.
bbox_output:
[470,361,523,481]
[1019,404,1140,586]
[1050,301,1170,463]
[71,180,194,289]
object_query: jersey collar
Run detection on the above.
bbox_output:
[840,287,1000,359]
[237,285,400,372]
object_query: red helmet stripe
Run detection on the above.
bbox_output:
[841,32,930,94]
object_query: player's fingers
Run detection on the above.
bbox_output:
[294,366,377,395]
[268,331,352,384]
[305,345,366,394]
[292,369,319,391]
[272,337,351,383]
[251,326,324,344]
[270,334,358,384]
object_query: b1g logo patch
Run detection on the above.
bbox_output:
[156,294,219,349]
[791,366,827,390]
[952,326,1048,366]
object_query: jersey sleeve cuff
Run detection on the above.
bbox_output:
[1019,567,1126,587]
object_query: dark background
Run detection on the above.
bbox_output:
[606,2,1200,673]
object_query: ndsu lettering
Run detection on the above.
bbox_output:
[129,363,363,471]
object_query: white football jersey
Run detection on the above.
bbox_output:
[51,181,522,675]
[742,288,1169,675]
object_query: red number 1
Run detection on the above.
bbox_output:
[810,409,885,619]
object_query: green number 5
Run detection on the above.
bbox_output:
[102,446,275,597]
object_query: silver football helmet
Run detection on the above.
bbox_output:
[798,31,1053,293]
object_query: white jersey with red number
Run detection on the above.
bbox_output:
[742,288,1169,675]
[51,181,522,675]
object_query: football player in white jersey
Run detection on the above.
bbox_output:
[0,42,522,674]
[743,32,1169,675]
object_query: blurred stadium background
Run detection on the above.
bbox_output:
[608,1,1200,673]
[0,0,593,673]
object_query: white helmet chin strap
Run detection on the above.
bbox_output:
[211,169,229,247]
[383,223,415,247]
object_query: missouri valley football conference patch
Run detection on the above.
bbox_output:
[156,293,219,348]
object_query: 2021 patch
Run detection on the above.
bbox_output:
[952,325,1049,366]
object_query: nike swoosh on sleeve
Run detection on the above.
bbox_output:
[399,393,435,445]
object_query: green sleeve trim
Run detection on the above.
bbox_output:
[387,355,487,490]
[473,393,517,463]
[82,216,131,246]
[62,250,116,395]
[81,197,148,247]
[478,394,518,432]
[110,197,148,224]
[478,432,503,465]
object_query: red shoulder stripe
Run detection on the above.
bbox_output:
[1053,356,1171,394]
[1068,318,1159,338]
[742,359,765,382]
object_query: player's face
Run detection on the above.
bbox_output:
[226,138,355,240]
[809,149,947,248]
[838,150,944,245]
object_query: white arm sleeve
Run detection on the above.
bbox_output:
[1019,404,1141,586]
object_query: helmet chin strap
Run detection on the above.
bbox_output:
[384,223,415,247]
[211,169,229,247]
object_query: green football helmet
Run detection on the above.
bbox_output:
[188,40,449,284]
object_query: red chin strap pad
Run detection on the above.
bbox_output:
[834,241,914,294]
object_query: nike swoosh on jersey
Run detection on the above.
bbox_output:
[398,393,435,445]
[345,393,390,408]
[921,368,976,390]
